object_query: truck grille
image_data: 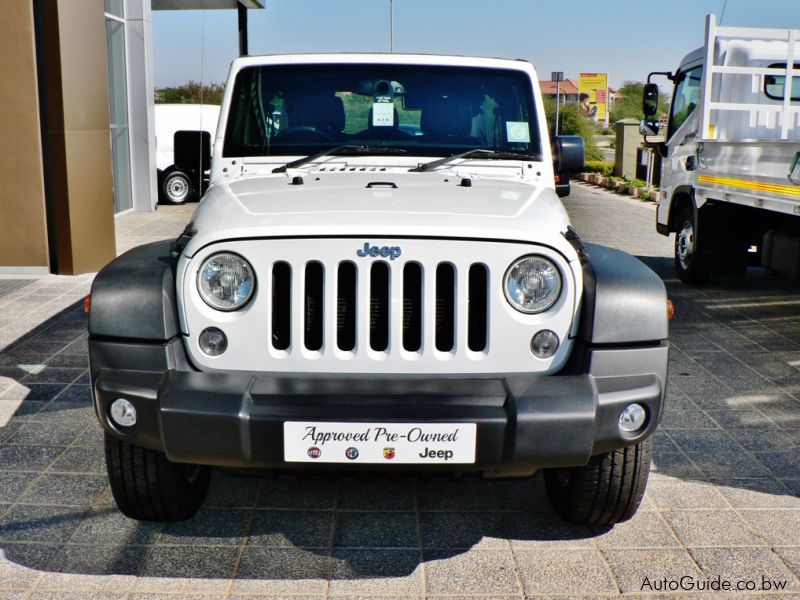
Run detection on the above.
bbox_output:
[270,260,488,354]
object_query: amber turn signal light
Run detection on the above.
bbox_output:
[84,294,91,314]
[667,299,674,321]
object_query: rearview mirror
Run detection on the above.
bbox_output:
[174,130,211,172]
[643,83,659,118]
[640,119,660,136]
[553,135,584,174]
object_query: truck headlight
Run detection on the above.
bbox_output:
[503,255,562,314]
[197,252,255,311]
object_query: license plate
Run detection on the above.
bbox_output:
[283,421,477,464]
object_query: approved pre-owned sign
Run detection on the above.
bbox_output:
[283,422,477,464]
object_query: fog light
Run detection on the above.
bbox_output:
[110,398,137,428]
[531,330,559,358]
[199,327,227,356]
[619,403,647,433]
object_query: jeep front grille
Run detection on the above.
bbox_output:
[182,238,578,374]
[269,260,488,355]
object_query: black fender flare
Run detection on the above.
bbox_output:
[578,243,668,345]
[89,240,179,341]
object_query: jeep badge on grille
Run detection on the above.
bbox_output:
[357,242,402,260]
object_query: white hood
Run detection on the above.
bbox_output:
[184,171,576,259]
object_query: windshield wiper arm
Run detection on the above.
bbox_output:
[409,148,536,173]
[272,145,406,173]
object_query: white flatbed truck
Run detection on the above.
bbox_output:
[643,15,800,283]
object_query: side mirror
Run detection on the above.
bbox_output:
[553,135,584,174]
[643,83,660,118]
[174,130,211,172]
[640,119,660,136]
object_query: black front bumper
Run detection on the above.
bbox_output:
[91,340,667,471]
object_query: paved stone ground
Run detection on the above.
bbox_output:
[0,187,798,598]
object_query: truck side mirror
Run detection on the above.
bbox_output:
[553,135,584,174]
[643,83,660,118]
[640,119,660,136]
[174,130,211,172]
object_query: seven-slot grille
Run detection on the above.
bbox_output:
[269,260,489,355]
[183,238,577,374]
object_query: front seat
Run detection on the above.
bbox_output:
[421,97,475,145]
[277,93,345,142]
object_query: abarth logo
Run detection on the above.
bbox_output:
[383,447,396,460]
[357,242,402,260]
[345,447,359,460]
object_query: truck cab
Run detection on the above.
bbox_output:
[644,15,800,283]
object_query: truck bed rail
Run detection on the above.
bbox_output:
[699,14,800,140]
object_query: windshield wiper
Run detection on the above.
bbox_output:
[272,145,406,173]
[409,148,537,173]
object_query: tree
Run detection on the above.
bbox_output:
[543,96,604,161]
[608,81,669,124]
[155,81,225,105]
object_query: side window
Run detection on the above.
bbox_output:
[764,63,800,101]
[668,66,702,140]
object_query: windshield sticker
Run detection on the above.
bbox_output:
[372,102,395,127]
[506,121,530,143]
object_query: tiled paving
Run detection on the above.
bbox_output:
[0,187,797,598]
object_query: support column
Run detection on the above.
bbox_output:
[126,0,158,212]
[38,0,116,274]
[238,1,248,56]
[0,3,50,273]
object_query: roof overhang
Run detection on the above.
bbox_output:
[152,0,263,9]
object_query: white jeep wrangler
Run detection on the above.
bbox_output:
[89,54,669,525]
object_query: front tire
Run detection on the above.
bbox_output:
[543,439,651,526]
[160,169,194,205]
[104,434,210,521]
[674,207,709,284]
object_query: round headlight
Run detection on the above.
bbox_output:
[197,252,255,311]
[504,255,562,314]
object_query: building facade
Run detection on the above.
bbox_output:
[0,0,261,275]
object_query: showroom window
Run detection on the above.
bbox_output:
[105,2,134,213]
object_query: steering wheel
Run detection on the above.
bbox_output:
[273,126,334,144]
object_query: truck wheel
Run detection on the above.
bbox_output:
[160,169,193,205]
[104,434,210,521]
[674,208,709,284]
[543,439,651,526]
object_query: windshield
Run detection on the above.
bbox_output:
[222,63,542,160]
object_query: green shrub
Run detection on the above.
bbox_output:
[639,191,652,201]
[628,178,647,188]
[544,98,605,162]
[584,161,614,176]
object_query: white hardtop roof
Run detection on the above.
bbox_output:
[229,53,536,74]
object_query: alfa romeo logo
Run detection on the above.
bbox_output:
[345,447,359,460]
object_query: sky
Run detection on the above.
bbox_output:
[152,0,800,90]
